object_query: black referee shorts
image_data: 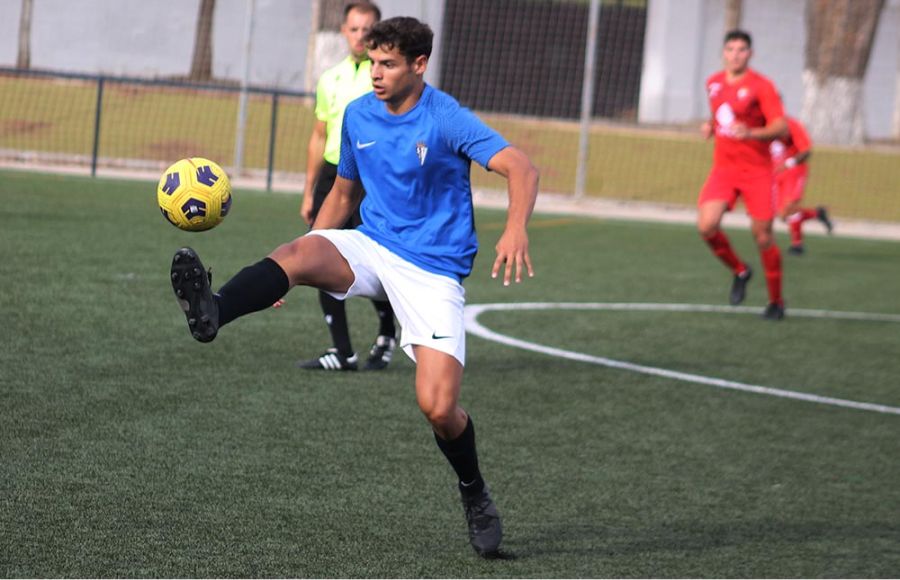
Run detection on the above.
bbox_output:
[311,162,363,230]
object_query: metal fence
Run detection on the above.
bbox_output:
[0,67,316,191]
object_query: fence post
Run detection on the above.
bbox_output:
[266,92,279,191]
[91,76,105,177]
[575,0,601,199]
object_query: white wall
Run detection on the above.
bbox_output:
[0,0,442,92]
[639,0,900,140]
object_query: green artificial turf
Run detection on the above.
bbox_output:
[1,170,898,577]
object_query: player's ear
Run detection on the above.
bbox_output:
[412,55,428,76]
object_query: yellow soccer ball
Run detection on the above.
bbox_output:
[157,157,232,231]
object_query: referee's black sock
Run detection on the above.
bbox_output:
[435,415,485,496]
[319,290,354,356]
[215,257,289,326]
[372,299,396,338]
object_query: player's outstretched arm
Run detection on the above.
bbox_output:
[311,175,363,231]
[487,146,539,286]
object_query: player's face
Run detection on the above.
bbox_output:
[369,45,427,108]
[341,8,377,60]
[722,39,752,75]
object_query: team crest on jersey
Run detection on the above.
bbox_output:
[737,87,750,100]
[708,82,722,98]
[416,141,428,166]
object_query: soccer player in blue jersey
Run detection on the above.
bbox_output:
[170,16,539,557]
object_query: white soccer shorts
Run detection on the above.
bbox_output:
[306,229,467,365]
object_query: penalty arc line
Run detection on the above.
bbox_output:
[464,302,900,416]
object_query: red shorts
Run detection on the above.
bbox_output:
[774,167,808,213]
[698,168,776,221]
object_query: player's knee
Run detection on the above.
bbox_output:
[418,398,456,430]
[697,222,717,238]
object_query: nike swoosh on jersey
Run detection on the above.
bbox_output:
[356,140,376,149]
[431,332,453,340]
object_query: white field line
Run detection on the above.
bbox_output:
[464,303,900,416]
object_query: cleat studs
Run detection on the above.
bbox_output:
[175,289,184,297]
[192,332,201,340]
[171,272,179,281]
[200,315,210,323]
[188,318,197,327]
[193,267,201,276]
[193,281,201,290]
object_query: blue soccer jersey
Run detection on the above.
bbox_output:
[337,85,509,280]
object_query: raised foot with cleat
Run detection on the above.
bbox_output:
[816,206,834,234]
[170,247,219,343]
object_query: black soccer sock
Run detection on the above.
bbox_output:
[319,290,353,356]
[435,416,485,495]
[215,257,289,326]
[372,299,396,338]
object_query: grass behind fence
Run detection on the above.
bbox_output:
[2,74,900,221]
[1,169,899,577]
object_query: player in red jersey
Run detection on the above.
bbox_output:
[770,115,833,255]
[698,30,789,320]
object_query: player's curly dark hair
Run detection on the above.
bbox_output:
[365,16,433,62]
[724,29,752,47]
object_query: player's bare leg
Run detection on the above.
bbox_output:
[698,201,752,305]
[751,218,785,320]
[415,346,503,557]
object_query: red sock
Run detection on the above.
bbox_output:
[787,208,817,246]
[703,230,746,275]
[760,245,783,305]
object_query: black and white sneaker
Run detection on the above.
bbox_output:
[729,266,753,306]
[461,484,503,557]
[364,335,396,371]
[170,247,219,343]
[817,206,834,234]
[296,348,358,371]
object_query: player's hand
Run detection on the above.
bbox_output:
[300,193,313,225]
[731,122,750,139]
[272,299,285,308]
[492,227,534,286]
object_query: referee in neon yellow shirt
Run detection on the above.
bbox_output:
[298,1,397,371]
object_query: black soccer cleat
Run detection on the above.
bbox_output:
[788,244,804,256]
[461,484,503,557]
[296,348,359,371]
[363,335,396,371]
[171,247,219,343]
[816,206,834,234]
[729,266,753,306]
[761,302,786,321]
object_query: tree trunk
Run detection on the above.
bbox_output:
[801,0,885,145]
[724,0,742,31]
[16,0,34,70]
[190,0,216,80]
